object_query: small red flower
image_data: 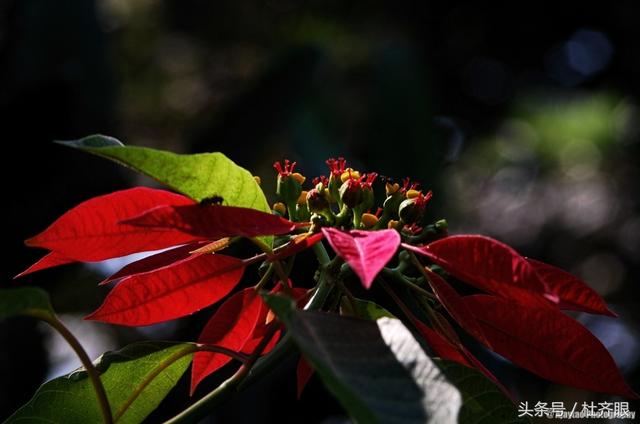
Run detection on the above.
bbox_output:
[312,175,329,186]
[326,157,347,178]
[361,172,378,189]
[401,177,420,193]
[273,159,297,177]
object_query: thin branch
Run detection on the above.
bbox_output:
[30,311,113,424]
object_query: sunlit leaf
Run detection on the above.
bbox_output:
[14,251,75,278]
[86,254,245,326]
[191,288,263,394]
[6,342,193,424]
[57,135,270,211]
[24,187,198,263]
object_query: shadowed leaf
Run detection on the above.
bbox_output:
[0,287,54,321]
[527,258,616,316]
[265,294,462,424]
[463,294,637,398]
[122,204,296,239]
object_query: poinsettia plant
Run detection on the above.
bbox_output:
[2,135,636,423]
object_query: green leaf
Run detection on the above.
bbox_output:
[340,296,395,320]
[6,341,193,424]
[0,287,54,321]
[436,360,528,424]
[57,135,270,211]
[265,294,462,424]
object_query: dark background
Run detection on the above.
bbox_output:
[1,1,639,422]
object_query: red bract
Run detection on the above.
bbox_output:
[23,187,198,265]
[296,357,314,399]
[85,254,245,326]
[322,228,400,289]
[405,235,618,316]
[15,251,75,278]
[240,287,308,357]
[271,232,325,261]
[463,295,637,398]
[405,235,546,293]
[121,204,297,239]
[421,266,490,347]
[412,319,471,367]
[99,241,208,285]
[191,288,263,394]
[527,258,616,317]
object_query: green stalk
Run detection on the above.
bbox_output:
[28,310,113,424]
[381,268,436,301]
[164,323,280,424]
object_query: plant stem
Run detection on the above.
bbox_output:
[253,263,274,290]
[334,276,357,312]
[381,268,436,301]
[272,259,294,296]
[29,311,113,424]
[164,325,279,424]
[162,250,338,423]
[312,241,331,265]
[377,278,415,322]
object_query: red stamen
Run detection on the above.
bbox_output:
[273,159,297,177]
[326,157,347,177]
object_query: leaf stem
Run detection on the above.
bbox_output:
[164,324,280,424]
[377,278,416,322]
[334,276,357,312]
[381,267,436,301]
[253,263,274,291]
[162,252,338,423]
[312,241,331,265]
[29,311,113,424]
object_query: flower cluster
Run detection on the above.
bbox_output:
[272,157,438,238]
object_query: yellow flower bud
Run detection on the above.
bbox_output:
[406,189,422,199]
[297,190,308,205]
[340,168,360,183]
[385,182,400,195]
[361,213,379,228]
[291,172,306,185]
[273,202,286,215]
[253,175,261,185]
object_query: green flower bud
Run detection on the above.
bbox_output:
[306,188,330,213]
[339,178,362,209]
